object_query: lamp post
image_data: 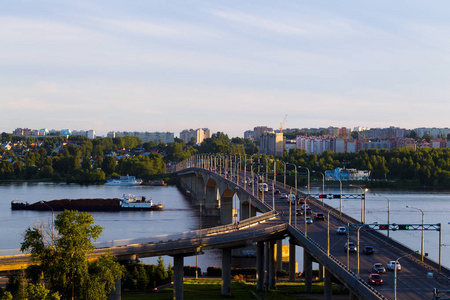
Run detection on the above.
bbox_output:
[338,178,342,216]
[375,194,390,239]
[350,185,368,224]
[406,206,425,262]
[395,250,419,300]
[41,201,55,244]
[312,170,325,206]
[298,166,310,195]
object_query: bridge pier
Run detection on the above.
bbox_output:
[109,278,121,300]
[276,240,282,272]
[268,240,276,289]
[289,239,296,281]
[221,248,232,296]
[220,196,233,225]
[256,241,264,291]
[349,292,359,300]
[173,255,184,300]
[304,250,313,293]
[324,268,333,300]
[319,263,324,281]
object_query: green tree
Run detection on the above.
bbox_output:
[21,210,124,300]
[101,157,117,175]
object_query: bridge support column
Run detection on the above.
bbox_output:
[221,248,232,296]
[349,292,359,300]
[304,250,313,293]
[268,240,276,289]
[289,239,296,281]
[220,196,233,225]
[109,278,121,300]
[319,264,324,281]
[276,240,282,272]
[173,255,184,300]
[256,241,264,291]
[324,268,333,300]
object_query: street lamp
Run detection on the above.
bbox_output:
[298,166,310,195]
[406,206,425,262]
[312,170,325,206]
[375,194,390,239]
[350,185,368,224]
[41,201,55,244]
[395,250,419,300]
[338,178,342,216]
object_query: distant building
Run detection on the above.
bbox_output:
[179,128,210,145]
[107,131,174,144]
[253,126,273,140]
[260,132,285,156]
[244,130,254,140]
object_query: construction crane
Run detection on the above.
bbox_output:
[280,114,287,133]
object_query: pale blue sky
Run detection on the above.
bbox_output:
[2,1,450,137]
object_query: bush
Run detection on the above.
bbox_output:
[184,265,201,276]
[206,266,222,277]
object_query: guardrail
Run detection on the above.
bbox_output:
[287,225,387,300]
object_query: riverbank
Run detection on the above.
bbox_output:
[121,279,349,300]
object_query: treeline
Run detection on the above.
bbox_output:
[2,132,450,187]
[280,147,450,187]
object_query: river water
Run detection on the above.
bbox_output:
[1,183,449,271]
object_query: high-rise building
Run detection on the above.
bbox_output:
[260,132,285,156]
[253,126,273,140]
[107,131,174,144]
[179,128,210,145]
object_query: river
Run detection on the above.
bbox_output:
[0,183,449,272]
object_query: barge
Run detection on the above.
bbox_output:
[11,194,164,212]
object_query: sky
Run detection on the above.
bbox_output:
[2,1,450,138]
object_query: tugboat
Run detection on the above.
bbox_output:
[119,194,164,211]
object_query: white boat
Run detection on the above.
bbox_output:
[120,194,164,211]
[105,175,142,186]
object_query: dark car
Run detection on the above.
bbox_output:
[314,213,325,221]
[296,209,303,216]
[274,189,281,195]
[368,274,383,286]
[363,246,374,255]
[344,242,357,252]
[372,263,386,274]
[306,208,312,215]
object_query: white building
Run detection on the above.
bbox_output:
[107,131,174,144]
[179,128,210,145]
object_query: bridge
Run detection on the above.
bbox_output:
[1,156,450,299]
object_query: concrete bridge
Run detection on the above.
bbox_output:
[1,159,450,300]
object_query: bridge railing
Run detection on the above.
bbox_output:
[287,225,388,300]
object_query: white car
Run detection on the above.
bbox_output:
[386,261,402,271]
[280,193,288,199]
[301,204,310,210]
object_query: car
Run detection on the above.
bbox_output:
[336,227,347,235]
[296,209,303,216]
[363,246,374,255]
[301,204,310,210]
[280,193,288,199]
[344,242,357,252]
[372,263,386,274]
[288,194,297,202]
[274,189,281,195]
[306,208,312,215]
[368,274,384,286]
[387,261,401,271]
[306,216,313,224]
[314,213,325,221]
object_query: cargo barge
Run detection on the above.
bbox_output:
[11,194,164,212]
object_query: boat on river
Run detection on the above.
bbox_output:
[105,175,142,186]
[11,194,163,212]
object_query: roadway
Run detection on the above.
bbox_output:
[232,170,450,300]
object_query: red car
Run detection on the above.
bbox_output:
[368,274,383,286]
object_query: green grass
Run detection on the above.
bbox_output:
[122,279,348,300]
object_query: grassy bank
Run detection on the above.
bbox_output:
[122,278,348,300]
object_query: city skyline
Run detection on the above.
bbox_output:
[2,1,450,137]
